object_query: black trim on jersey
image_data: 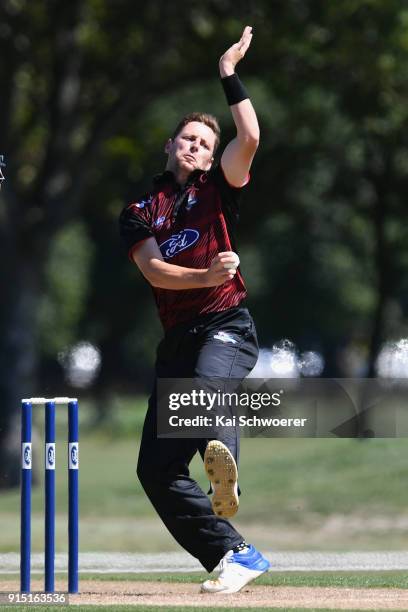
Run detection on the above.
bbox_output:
[210,164,248,252]
[119,204,153,255]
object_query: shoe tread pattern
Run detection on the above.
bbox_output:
[204,440,238,518]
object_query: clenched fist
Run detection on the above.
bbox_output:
[203,252,240,287]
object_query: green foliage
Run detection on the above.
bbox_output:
[37,223,94,356]
[2,0,408,391]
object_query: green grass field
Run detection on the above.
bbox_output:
[1,396,408,553]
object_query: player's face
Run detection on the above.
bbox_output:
[165,122,216,173]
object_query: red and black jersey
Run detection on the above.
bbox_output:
[119,164,248,330]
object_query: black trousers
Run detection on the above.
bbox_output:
[137,306,259,572]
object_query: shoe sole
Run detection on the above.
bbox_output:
[204,440,238,518]
[200,564,270,594]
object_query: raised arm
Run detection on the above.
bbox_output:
[219,26,259,188]
[131,237,239,290]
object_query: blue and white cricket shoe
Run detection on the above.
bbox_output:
[201,544,270,594]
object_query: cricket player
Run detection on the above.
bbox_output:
[119,26,270,593]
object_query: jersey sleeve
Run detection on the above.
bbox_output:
[119,200,154,259]
[210,163,250,220]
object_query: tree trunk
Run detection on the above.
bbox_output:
[367,167,390,378]
[0,258,41,488]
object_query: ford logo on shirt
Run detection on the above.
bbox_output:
[159,229,199,259]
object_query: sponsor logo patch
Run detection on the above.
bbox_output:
[213,331,237,344]
[154,216,166,227]
[185,191,198,211]
[22,443,32,469]
[135,195,153,209]
[159,229,199,259]
[69,443,79,469]
[46,443,55,470]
